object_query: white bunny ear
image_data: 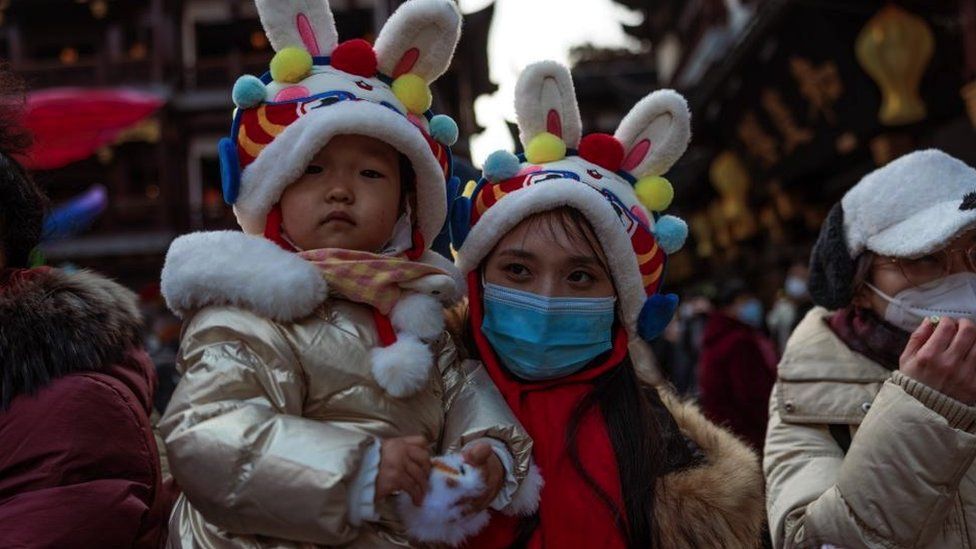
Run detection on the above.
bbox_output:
[255,0,338,56]
[375,0,462,83]
[614,89,691,178]
[514,61,583,149]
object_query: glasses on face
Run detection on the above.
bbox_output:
[877,243,976,287]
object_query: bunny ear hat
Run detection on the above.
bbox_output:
[451,61,692,372]
[220,0,463,255]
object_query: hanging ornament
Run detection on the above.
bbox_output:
[855,5,935,126]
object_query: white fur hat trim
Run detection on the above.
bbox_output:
[370,334,433,398]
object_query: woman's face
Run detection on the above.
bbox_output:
[856,230,976,315]
[483,209,615,298]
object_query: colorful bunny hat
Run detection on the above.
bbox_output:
[220,0,462,258]
[451,61,691,373]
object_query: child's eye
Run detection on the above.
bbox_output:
[361,169,385,179]
[305,165,324,175]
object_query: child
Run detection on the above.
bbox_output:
[159,1,534,546]
[449,61,765,547]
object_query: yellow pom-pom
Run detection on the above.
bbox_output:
[392,73,432,115]
[525,132,567,164]
[270,47,313,83]
[634,176,674,212]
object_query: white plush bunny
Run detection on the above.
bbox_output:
[396,453,492,546]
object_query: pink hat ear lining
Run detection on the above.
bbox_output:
[546,109,562,138]
[296,13,322,56]
[621,139,651,172]
[393,48,421,78]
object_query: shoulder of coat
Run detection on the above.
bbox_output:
[777,307,888,382]
[161,231,328,322]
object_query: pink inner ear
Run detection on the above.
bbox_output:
[546,109,562,138]
[393,48,420,78]
[296,13,321,56]
[621,139,651,172]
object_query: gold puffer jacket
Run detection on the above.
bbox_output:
[159,232,533,548]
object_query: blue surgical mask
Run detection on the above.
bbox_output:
[481,282,616,381]
[737,298,764,328]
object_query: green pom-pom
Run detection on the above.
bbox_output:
[635,176,674,212]
[392,73,432,115]
[429,114,459,146]
[525,132,567,164]
[270,47,313,83]
[232,75,267,109]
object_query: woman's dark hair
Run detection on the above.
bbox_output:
[470,206,692,547]
[0,69,45,268]
[851,252,876,295]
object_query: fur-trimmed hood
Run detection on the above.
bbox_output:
[0,268,144,407]
[655,389,765,548]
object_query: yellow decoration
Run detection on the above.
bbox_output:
[392,74,432,114]
[634,176,674,212]
[709,151,757,242]
[855,5,934,126]
[525,132,567,164]
[270,47,313,83]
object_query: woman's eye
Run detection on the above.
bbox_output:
[503,263,530,277]
[305,165,324,175]
[568,270,595,284]
[361,169,385,179]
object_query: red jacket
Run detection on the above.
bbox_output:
[0,268,174,548]
[697,312,778,451]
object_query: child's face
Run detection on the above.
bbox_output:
[484,209,615,298]
[280,134,403,252]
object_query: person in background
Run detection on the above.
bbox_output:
[765,150,976,548]
[0,70,173,547]
[767,261,813,352]
[698,278,779,451]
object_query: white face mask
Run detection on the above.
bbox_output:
[867,272,976,331]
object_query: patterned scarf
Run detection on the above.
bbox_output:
[299,248,447,314]
[826,306,910,371]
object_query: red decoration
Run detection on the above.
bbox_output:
[578,133,625,172]
[19,88,164,171]
[331,39,378,77]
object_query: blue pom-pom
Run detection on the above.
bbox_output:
[450,196,471,249]
[637,293,679,341]
[429,114,459,146]
[218,137,241,205]
[232,75,267,109]
[654,215,688,254]
[483,150,521,182]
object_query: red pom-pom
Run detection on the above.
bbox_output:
[578,133,625,172]
[331,39,378,77]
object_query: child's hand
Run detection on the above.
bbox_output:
[460,442,505,514]
[376,435,431,506]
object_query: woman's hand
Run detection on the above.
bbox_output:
[900,317,976,405]
[375,435,431,506]
[460,442,505,514]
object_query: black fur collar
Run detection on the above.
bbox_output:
[0,268,143,408]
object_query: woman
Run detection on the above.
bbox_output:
[0,73,173,547]
[764,149,976,548]
[449,61,764,548]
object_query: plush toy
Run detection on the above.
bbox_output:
[397,453,492,546]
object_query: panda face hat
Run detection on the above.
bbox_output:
[221,0,462,255]
[451,61,693,347]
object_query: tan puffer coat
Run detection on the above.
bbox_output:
[764,307,976,549]
[159,232,533,548]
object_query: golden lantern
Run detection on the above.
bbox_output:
[709,151,757,242]
[855,5,934,126]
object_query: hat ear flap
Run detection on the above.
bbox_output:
[255,0,338,55]
[375,0,462,83]
[809,202,857,310]
[614,90,691,178]
[514,61,582,149]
